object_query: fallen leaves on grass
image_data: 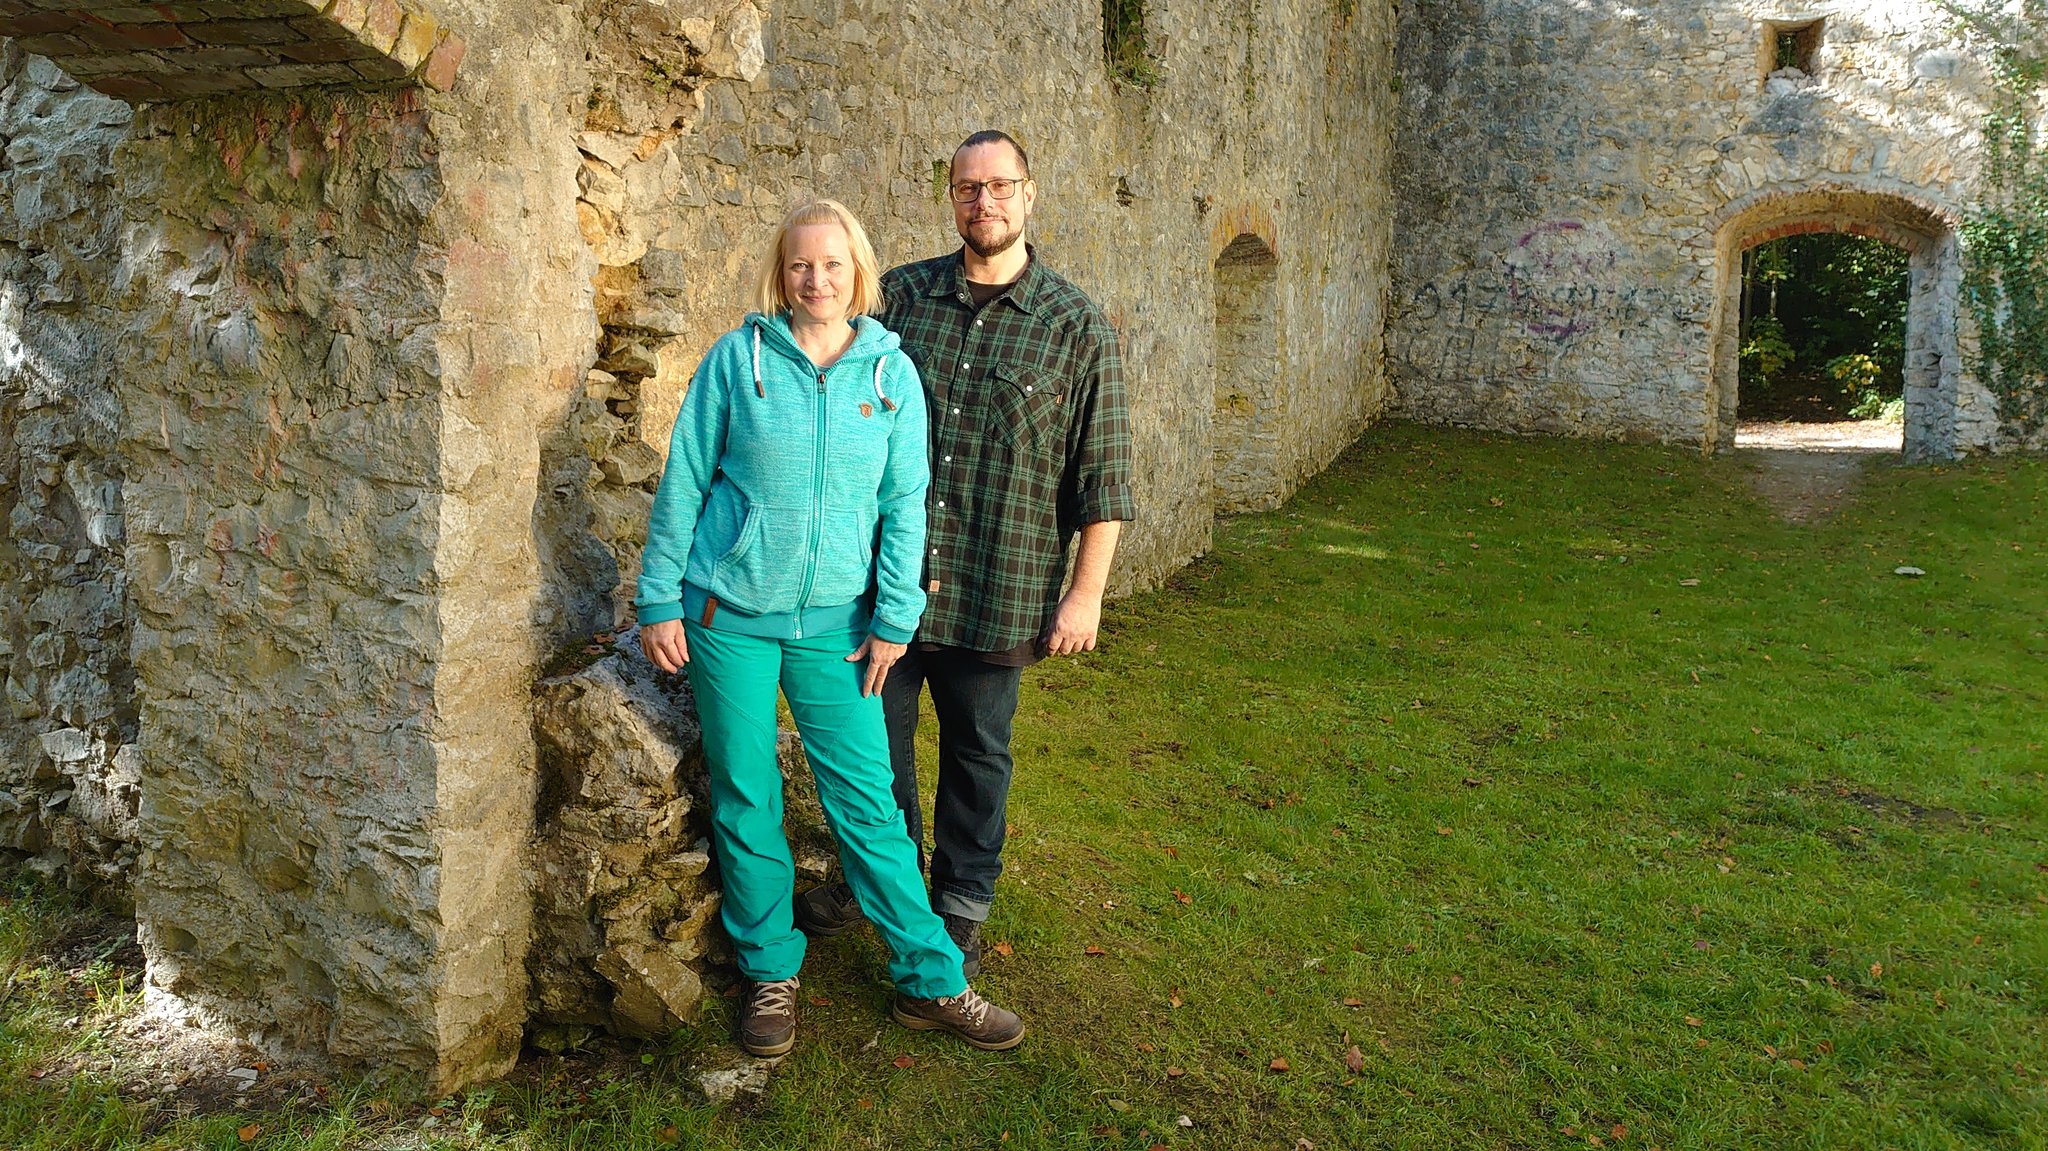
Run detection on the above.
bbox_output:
[1685,1016,1702,1027]
[891,1054,915,1069]
[1345,1045,1365,1072]
[656,1125,681,1144]
[237,1125,260,1143]
[1174,889,1192,905]
[1085,945,1107,957]
[809,995,832,1006]
[1870,962,1884,980]
[1343,997,1364,1007]
[1166,1066,1185,1078]
[1269,1057,1290,1073]
[993,940,1014,957]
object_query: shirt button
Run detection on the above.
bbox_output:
[943,455,952,463]
[974,318,983,327]
[951,407,960,415]
[1025,385,1034,393]
[930,548,939,555]
[937,500,946,508]
[961,362,971,371]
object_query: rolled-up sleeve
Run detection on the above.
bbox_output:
[1061,313,1137,530]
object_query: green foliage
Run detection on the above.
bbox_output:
[1740,235,1910,418]
[5,429,2047,1149]
[1741,314,1797,383]
[1103,0,1159,87]
[1945,1,2048,439]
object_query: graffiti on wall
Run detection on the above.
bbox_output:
[1390,220,1684,382]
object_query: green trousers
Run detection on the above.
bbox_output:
[684,622,966,999]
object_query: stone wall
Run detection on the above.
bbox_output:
[566,0,1398,598]
[0,48,135,895]
[1388,0,2011,457]
[105,0,593,1086]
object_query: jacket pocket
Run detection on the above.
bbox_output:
[802,507,879,608]
[989,364,1065,457]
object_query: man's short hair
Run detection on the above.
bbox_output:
[952,130,1030,178]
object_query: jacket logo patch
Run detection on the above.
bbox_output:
[859,402,874,418]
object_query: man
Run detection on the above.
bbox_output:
[795,130,1135,974]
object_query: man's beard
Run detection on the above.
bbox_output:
[963,216,1023,259]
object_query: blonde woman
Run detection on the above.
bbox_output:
[636,200,1024,1057]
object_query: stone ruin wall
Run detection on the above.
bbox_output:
[568,0,1397,605]
[0,50,136,894]
[0,0,1397,1085]
[1388,0,2017,458]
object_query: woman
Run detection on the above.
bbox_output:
[636,200,1024,1057]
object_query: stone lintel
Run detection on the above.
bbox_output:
[3,0,468,100]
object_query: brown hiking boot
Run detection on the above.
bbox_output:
[891,985,1025,1051]
[739,976,800,1057]
[793,881,867,937]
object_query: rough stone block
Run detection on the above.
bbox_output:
[276,35,375,63]
[246,59,361,87]
[347,53,407,81]
[84,71,171,100]
[12,30,91,55]
[0,9,82,35]
[184,17,303,44]
[73,20,193,51]
[420,28,462,91]
[357,0,399,53]
[388,9,433,69]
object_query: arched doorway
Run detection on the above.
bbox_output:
[1706,187,1962,461]
[1212,231,1282,513]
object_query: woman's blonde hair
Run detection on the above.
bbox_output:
[750,198,884,317]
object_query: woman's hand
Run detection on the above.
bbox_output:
[640,619,689,673]
[846,634,906,697]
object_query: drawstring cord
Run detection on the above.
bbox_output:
[753,323,895,410]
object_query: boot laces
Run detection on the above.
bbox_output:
[939,986,990,1026]
[751,977,800,1019]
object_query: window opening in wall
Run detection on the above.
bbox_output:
[1768,19,1823,78]
[1104,0,1158,87]
[1212,233,1283,512]
[1735,231,1908,451]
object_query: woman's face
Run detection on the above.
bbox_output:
[781,222,856,326]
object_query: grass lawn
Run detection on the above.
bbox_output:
[4,424,2044,1150]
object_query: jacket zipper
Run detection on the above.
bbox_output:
[794,362,830,638]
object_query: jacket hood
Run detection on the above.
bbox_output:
[745,311,901,367]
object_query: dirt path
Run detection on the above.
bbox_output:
[1733,419,1901,523]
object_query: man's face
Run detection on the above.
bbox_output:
[950,142,1035,260]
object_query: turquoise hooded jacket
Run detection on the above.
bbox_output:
[635,312,929,642]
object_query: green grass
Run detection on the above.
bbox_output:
[5,424,2045,1149]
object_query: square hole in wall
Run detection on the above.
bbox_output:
[1765,19,1823,80]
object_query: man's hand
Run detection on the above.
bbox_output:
[640,619,689,673]
[847,634,907,696]
[1042,590,1103,656]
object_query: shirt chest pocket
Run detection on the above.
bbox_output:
[987,364,1065,458]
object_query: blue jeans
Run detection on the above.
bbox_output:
[881,645,1025,924]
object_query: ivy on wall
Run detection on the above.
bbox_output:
[1948,1,2048,440]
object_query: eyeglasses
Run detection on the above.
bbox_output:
[949,177,1026,203]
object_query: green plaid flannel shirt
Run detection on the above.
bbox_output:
[880,247,1136,652]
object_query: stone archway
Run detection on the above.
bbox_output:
[1705,185,1962,461]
